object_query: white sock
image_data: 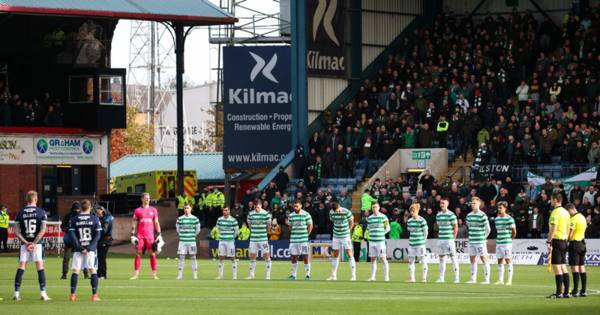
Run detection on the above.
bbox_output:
[349,257,356,278]
[498,264,505,283]
[291,263,298,277]
[304,263,311,277]
[408,258,416,280]
[218,261,224,277]
[178,255,185,276]
[451,256,460,280]
[232,260,238,278]
[249,260,256,276]
[266,260,272,278]
[382,259,389,280]
[421,258,428,282]
[470,262,477,281]
[439,256,446,280]
[370,261,377,279]
[191,256,198,272]
[507,263,513,283]
[331,257,339,277]
[483,261,490,282]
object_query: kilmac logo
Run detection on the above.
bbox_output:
[312,0,340,46]
[249,52,278,84]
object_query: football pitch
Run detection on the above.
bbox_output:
[0,256,598,315]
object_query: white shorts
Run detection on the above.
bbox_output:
[19,244,43,263]
[249,241,270,255]
[468,244,488,257]
[218,240,235,257]
[495,244,512,259]
[408,246,426,258]
[368,242,386,258]
[72,251,97,270]
[437,240,457,256]
[331,237,352,251]
[178,242,198,255]
[289,242,310,256]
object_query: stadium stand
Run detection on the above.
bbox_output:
[253,9,600,240]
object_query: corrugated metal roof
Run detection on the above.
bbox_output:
[110,152,225,181]
[0,0,236,25]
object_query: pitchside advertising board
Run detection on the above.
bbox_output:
[209,239,600,265]
[223,46,292,170]
[7,221,65,252]
[306,0,346,77]
[0,135,108,167]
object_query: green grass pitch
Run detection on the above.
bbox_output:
[0,256,598,314]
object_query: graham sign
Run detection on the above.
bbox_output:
[223,46,292,170]
[306,0,345,76]
[0,135,108,167]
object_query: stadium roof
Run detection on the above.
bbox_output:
[110,153,225,181]
[0,0,237,25]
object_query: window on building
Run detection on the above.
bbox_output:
[99,76,124,105]
[80,165,97,195]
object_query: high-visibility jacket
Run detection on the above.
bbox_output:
[177,195,195,209]
[436,121,449,132]
[197,193,208,208]
[364,229,370,241]
[210,226,219,240]
[205,193,214,207]
[0,210,9,229]
[214,192,225,207]
[351,224,363,243]
[238,225,250,240]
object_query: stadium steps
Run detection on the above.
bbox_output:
[445,152,474,183]
[351,176,370,217]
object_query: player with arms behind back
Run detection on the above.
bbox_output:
[13,190,51,301]
[130,192,163,280]
[494,201,516,285]
[466,197,491,284]
[407,203,429,283]
[176,203,201,280]
[68,200,103,301]
[216,207,239,280]
[247,199,272,280]
[287,200,313,280]
[435,198,460,283]
[327,201,356,281]
[367,202,390,282]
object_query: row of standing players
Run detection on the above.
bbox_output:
[7,191,588,302]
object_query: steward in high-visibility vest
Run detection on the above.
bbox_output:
[351,224,363,243]
[238,223,250,240]
[436,116,449,147]
[210,226,219,240]
[0,205,9,252]
[213,190,225,208]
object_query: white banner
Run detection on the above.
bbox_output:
[384,239,600,265]
[0,134,108,167]
[0,136,35,164]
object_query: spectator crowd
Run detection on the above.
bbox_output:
[0,80,64,127]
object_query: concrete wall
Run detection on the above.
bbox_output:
[363,148,448,190]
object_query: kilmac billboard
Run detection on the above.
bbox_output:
[223,46,292,170]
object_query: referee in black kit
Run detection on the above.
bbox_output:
[567,204,588,297]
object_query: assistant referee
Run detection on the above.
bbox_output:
[546,193,570,299]
[567,203,587,297]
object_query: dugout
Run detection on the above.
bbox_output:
[0,1,236,219]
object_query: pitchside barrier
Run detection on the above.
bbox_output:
[208,239,600,266]
[6,221,65,255]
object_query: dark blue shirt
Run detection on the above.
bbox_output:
[69,213,102,252]
[15,206,47,243]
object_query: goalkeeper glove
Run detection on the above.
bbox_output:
[130,235,139,246]
[153,234,165,255]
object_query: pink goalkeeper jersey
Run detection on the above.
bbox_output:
[134,206,158,237]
